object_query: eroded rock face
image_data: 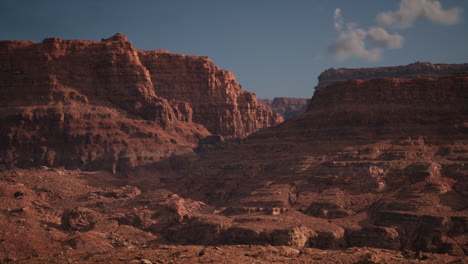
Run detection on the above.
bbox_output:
[0,36,174,121]
[0,33,280,170]
[301,74,467,139]
[0,34,211,171]
[138,51,282,138]
[258,97,310,119]
[348,226,401,250]
[316,62,468,90]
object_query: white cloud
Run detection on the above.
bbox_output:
[366,27,403,49]
[377,0,462,28]
[334,8,344,31]
[329,28,382,62]
[329,11,403,62]
[329,0,462,62]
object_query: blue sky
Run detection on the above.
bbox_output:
[1,0,467,98]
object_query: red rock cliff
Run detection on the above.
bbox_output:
[0,33,282,170]
[0,34,212,170]
[0,35,177,123]
[316,62,468,90]
[300,74,467,139]
[137,51,283,138]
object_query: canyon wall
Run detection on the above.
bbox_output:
[300,73,467,139]
[138,51,282,138]
[316,62,468,90]
[0,34,210,171]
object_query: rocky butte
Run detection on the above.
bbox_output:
[0,33,281,171]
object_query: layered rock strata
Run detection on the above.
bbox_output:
[137,51,282,138]
[159,73,468,255]
[0,34,211,171]
[0,34,281,170]
[316,62,468,90]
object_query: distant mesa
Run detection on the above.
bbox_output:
[260,62,468,120]
[316,62,468,90]
[258,97,310,120]
[287,73,467,140]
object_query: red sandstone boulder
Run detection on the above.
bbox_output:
[61,207,100,231]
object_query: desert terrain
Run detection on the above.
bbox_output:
[0,34,466,263]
